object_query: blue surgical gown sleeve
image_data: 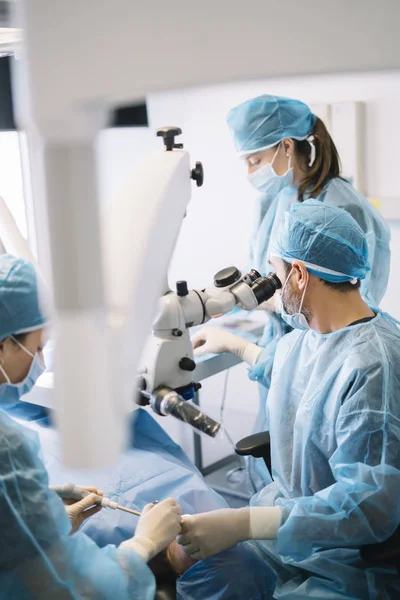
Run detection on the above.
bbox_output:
[247,312,291,390]
[0,409,155,599]
[275,361,400,562]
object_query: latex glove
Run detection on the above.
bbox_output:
[177,507,282,560]
[62,486,103,534]
[192,327,261,366]
[177,508,250,560]
[120,498,182,562]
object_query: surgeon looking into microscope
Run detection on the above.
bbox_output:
[181,200,400,599]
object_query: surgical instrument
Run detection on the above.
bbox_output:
[51,483,142,516]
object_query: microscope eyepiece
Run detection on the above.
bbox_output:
[251,272,282,304]
[242,269,262,285]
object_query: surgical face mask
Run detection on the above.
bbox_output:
[279,268,310,330]
[247,144,294,196]
[0,337,46,405]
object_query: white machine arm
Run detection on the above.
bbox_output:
[138,265,281,429]
[20,124,201,469]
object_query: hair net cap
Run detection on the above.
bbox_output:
[0,254,46,340]
[227,94,317,156]
[271,200,370,283]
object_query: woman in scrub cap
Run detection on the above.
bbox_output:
[225,94,391,489]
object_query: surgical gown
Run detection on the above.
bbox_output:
[247,177,391,489]
[0,408,155,599]
[250,311,400,599]
[7,405,276,599]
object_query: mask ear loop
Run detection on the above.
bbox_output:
[281,267,294,298]
[298,269,309,315]
[270,143,282,168]
[0,362,11,384]
[11,336,35,359]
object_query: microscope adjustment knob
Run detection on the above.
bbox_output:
[191,161,204,187]
[176,280,189,296]
[214,266,241,288]
[157,127,183,151]
[179,357,196,372]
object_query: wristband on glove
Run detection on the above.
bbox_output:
[249,507,282,540]
[120,536,157,563]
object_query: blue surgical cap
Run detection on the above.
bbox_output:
[0,254,46,340]
[227,94,317,156]
[271,200,370,283]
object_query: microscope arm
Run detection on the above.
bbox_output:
[140,267,280,404]
[152,269,267,335]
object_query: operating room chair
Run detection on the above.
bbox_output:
[235,431,400,573]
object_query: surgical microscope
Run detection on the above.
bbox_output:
[137,131,281,437]
[137,265,281,437]
[0,121,281,453]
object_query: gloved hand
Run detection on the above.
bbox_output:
[120,498,182,562]
[62,486,103,534]
[192,327,261,366]
[177,506,282,560]
[177,508,250,560]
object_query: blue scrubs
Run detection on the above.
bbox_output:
[251,312,400,598]
[9,404,277,599]
[247,178,391,489]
